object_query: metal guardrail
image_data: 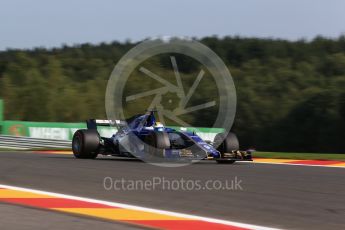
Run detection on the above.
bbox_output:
[0,135,71,150]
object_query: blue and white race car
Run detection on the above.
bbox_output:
[72,111,252,164]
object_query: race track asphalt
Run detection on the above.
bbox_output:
[0,151,344,230]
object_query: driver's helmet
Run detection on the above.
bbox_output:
[154,122,164,131]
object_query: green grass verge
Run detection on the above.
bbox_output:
[0,148,16,151]
[254,152,345,161]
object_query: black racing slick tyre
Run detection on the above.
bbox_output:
[214,132,239,164]
[72,129,100,159]
[214,132,239,153]
[144,131,170,158]
[154,131,171,149]
[145,131,171,149]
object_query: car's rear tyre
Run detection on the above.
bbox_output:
[72,129,100,159]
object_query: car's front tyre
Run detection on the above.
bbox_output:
[214,132,239,164]
[144,131,170,158]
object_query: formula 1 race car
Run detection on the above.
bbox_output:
[72,111,252,164]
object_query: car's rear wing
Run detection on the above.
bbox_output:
[86,119,126,130]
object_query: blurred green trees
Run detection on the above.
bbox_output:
[0,36,344,152]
